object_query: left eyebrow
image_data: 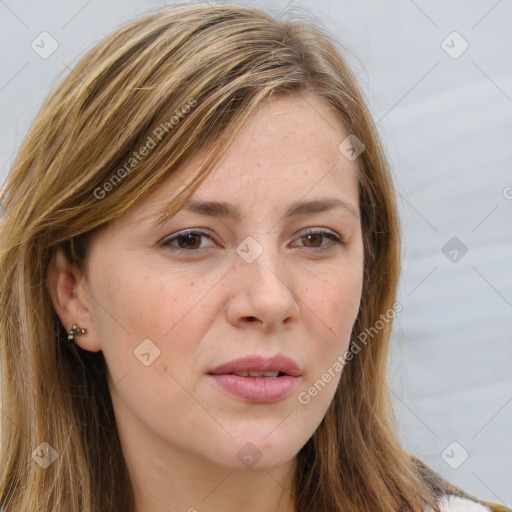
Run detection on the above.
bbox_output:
[150,196,359,228]
[281,197,359,220]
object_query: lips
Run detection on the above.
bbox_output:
[207,354,302,404]
[208,354,302,378]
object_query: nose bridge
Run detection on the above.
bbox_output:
[238,226,288,281]
[230,233,299,327]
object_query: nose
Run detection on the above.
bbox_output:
[226,247,300,333]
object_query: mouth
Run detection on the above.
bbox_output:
[208,354,302,378]
[207,354,302,404]
[212,371,288,378]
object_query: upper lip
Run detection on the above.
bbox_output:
[208,354,302,377]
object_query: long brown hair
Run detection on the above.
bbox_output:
[0,2,439,510]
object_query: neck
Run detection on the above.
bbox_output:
[127,442,297,512]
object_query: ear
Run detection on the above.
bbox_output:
[46,247,102,352]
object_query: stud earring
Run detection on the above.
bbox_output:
[67,324,87,342]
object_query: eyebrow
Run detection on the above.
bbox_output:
[161,196,360,224]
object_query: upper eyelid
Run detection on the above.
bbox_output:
[162,227,343,247]
[165,226,341,238]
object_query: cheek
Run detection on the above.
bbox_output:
[308,265,363,335]
[91,267,165,339]
[89,263,217,415]
[89,260,223,375]
[301,265,362,392]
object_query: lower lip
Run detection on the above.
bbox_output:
[208,374,300,404]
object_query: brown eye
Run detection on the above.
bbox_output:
[162,230,213,252]
[294,229,344,250]
[302,233,324,248]
[175,233,202,249]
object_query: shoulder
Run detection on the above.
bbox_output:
[411,455,511,512]
[426,495,512,512]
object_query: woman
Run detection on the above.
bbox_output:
[0,3,508,511]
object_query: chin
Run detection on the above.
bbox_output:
[206,435,300,471]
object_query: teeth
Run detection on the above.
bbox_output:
[232,371,280,378]
[260,371,279,377]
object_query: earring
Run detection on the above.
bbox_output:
[67,324,87,342]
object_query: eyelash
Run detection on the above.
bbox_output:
[161,228,344,255]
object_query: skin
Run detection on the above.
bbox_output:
[48,94,364,512]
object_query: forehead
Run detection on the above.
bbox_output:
[130,94,361,223]
[217,94,356,172]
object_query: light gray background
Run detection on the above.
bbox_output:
[1,0,510,505]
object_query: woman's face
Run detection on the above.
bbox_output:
[67,94,364,473]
